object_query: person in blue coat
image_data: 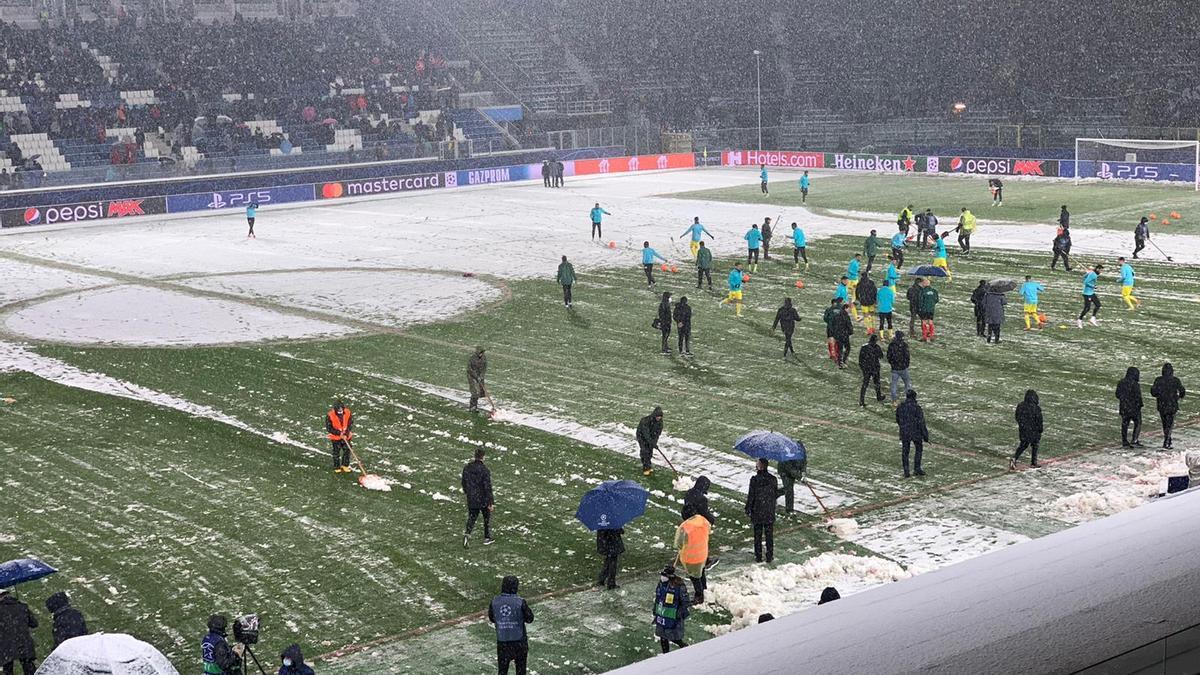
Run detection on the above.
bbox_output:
[744,224,763,272]
[679,217,713,258]
[653,566,690,653]
[877,281,896,341]
[791,222,809,269]
[1076,264,1103,327]
[278,644,315,675]
[642,241,668,288]
[885,260,900,288]
[890,227,907,267]
[759,164,769,195]
[590,203,611,240]
[489,576,534,675]
[799,170,810,203]
[246,201,258,238]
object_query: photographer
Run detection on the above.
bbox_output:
[202,615,244,675]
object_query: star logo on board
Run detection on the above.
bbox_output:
[903,156,916,172]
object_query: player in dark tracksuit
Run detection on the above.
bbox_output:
[673,297,693,356]
[772,298,801,357]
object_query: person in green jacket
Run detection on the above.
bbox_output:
[695,241,714,290]
[556,255,576,308]
[917,277,940,342]
[777,457,807,514]
[863,229,880,273]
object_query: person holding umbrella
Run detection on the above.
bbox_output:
[734,430,808,516]
[576,480,647,591]
[0,588,38,675]
[745,458,779,563]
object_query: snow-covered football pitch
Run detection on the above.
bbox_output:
[1,166,1198,673]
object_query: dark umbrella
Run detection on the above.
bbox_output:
[0,558,57,588]
[575,480,648,531]
[907,265,949,278]
[988,278,1017,293]
[734,430,807,462]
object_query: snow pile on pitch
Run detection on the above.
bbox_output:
[706,553,911,635]
[1050,452,1189,522]
[6,285,348,346]
[359,474,392,492]
[672,475,693,492]
[825,518,860,537]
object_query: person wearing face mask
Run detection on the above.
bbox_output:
[277,644,314,675]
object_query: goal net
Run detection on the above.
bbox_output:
[1074,138,1199,190]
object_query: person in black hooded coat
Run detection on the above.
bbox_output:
[0,589,38,675]
[656,292,673,354]
[1150,362,1186,449]
[595,528,625,589]
[278,644,315,675]
[1116,367,1144,447]
[681,476,715,524]
[1011,390,1044,469]
[636,406,664,475]
[489,575,534,675]
[45,591,87,648]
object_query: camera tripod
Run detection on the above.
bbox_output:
[240,642,269,675]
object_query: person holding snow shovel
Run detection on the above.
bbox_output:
[468,346,489,413]
[325,398,354,473]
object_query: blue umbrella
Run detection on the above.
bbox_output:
[734,430,807,462]
[0,558,57,588]
[576,480,649,531]
[907,265,948,278]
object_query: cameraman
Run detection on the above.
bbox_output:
[202,615,244,675]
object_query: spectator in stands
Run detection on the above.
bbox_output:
[0,169,8,191]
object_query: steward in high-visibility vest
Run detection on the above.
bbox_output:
[674,514,712,603]
[325,399,354,473]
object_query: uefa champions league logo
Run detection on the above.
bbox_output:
[598,513,610,527]
[499,605,513,618]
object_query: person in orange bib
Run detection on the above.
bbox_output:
[325,398,354,473]
[674,514,712,604]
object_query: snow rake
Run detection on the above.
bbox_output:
[1150,240,1174,262]
[346,439,390,492]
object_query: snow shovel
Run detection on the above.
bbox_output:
[484,390,501,419]
[654,446,680,477]
[1150,240,1174,262]
[345,439,389,491]
[802,479,833,519]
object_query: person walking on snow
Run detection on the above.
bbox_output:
[1116,367,1144,448]
[798,170,810,203]
[983,285,1007,344]
[325,398,354,473]
[245,201,258,238]
[489,576,533,675]
[772,297,801,357]
[655,292,674,354]
[954,207,976,255]
[0,588,38,675]
[761,217,774,259]
[1133,217,1150,259]
[556,255,576,308]
[863,229,880,273]
[642,241,668,288]
[905,276,923,337]
[653,567,689,653]
[895,389,929,477]
[596,527,625,590]
[858,333,885,407]
[720,263,748,317]
[917,277,940,341]
[1011,389,1044,469]
[1052,225,1073,271]
[590,203,610,240]
[791,223,809,270]
[468,347,489,412]
[932,232,953,281]
[877,280,896,341]
[636,407,664,476]
[845,254,863,321]
[1020,276,1047,330]
[679,217,714,258]
[822,298,843,366]
[1151,363,1186,449]
[462,448,495,547]
[856,273,878,335]
[759,164,769,195]
[695,241,714,290]
[885,259,900,289]
[673,296,693,356]
[745,458,779,563]
[744,224,763,272]
[989,178,1004,206]
[1077,264,1103,327]
[890,226,907,268]
[1059,205,1070,231]
[887,331,913,403]
[674,514,712,604]
[898,204,914,235]
[831,302,854,369]
[1117,257,1141,310]
[970,280,987,337]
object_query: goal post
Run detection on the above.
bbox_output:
[1074,138,1200,190]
